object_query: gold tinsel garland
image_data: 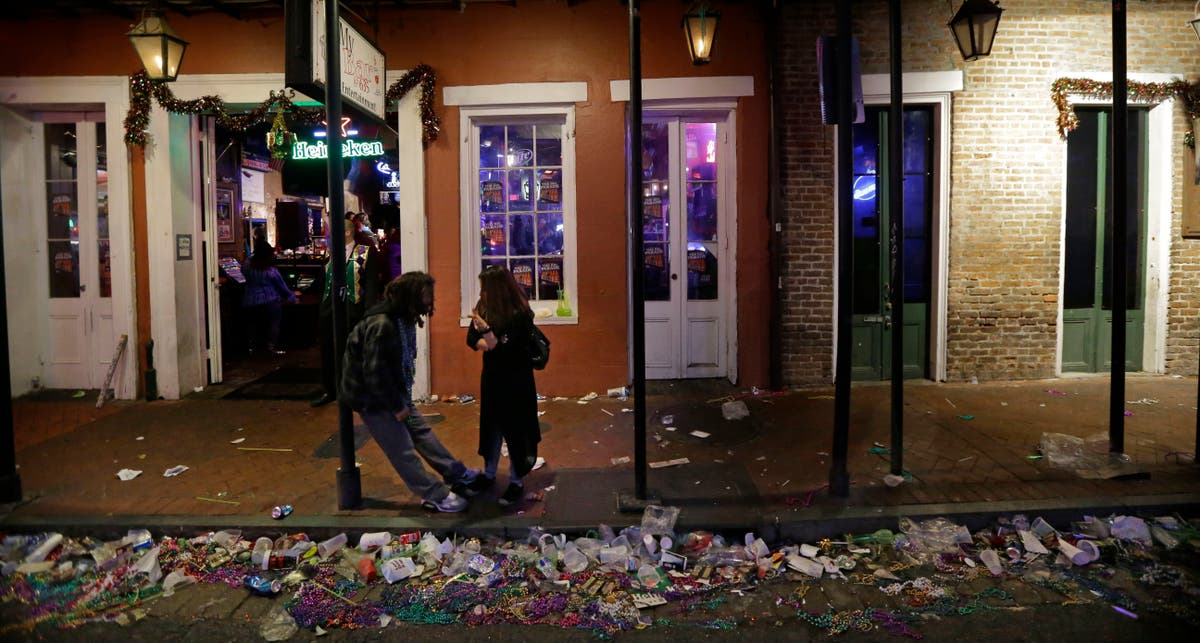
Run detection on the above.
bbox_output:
[123,63,441,148]
[1051,77,1200,147]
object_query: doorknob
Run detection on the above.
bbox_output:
[671,273,678,280]
[884,316,892,330]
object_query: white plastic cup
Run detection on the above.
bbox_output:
[1076,539,1101,563]
[317,532,348,559]
[563,548,588,573]
[747,538,770,559]
[799,543,820,558]
[979,549,1004,576]
[1058,540,1091,566]
[381,557,417,583]
[786,555,824,578]
[642,534,658,555]
[358,531,393,551]
[251,537,273,570]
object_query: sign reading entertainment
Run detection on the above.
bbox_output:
[292,139,385,160]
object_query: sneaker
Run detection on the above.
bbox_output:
[497,482,525,507]
[421,491,468,513]
[459,474,495,497]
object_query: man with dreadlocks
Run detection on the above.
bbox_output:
[341,271,482,512]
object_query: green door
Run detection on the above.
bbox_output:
[1062,108,1147,372]
[850,107,931,380]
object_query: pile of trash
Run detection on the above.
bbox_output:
[1,508,1198,638]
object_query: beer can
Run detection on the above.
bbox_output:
[396,531,421,545]
[271,504,293,520]
[243,575,282,596]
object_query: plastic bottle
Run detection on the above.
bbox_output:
[127,529,154,551]
[556,288,572,317]
[536,557,560,580]
[637,564,661,588]
[467,554,496,574]
[317,533,348,559]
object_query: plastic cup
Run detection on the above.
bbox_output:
[799,543,820,558]
[1076,539,1101,563]
[251,537,273,570]
[637,564,661,588]
[317,533,348,559]
[358,531,393,551]
[979,549,1004,576]
[1058,540,1091,565]
[786,555,823,578]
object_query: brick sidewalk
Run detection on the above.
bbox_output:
[3,375,1199,533]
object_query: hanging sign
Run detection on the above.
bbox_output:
[285,0,387,124]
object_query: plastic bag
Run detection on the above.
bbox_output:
[640,505,680,536]
[1110,515,1152,546]
[898,517,971,561]
[721,400,750,420]
[260,603,298,641]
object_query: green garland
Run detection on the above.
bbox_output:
[1051,77,1200,147]
[123,63,441,148]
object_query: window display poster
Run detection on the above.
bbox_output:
[511,261,534,293]
[538,257,562,300]
[482,218,505,250]
[481,181,504,209]
[644,244,665,269]
[538,177,560,205]
[688,249,707,274]
[241,169,265,204]
[216,188,235,243]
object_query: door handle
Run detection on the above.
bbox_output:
[671,273,678,280]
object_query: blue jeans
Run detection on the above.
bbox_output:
[360,408,470,502]
[481,429,523,485]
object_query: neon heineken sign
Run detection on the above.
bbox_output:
[291,139,384,160]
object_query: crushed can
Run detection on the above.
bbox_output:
[271,505,293,520]
[243,575,282,596]
[396,531,421,545]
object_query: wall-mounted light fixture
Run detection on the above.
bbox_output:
[1190,1,1200,42]
[948,0,1003,62]
[682,4,720,65]
[127,12,189,81]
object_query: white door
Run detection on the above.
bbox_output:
[641,117,729,380]
[43,118,115,389]
[199,116,223,383]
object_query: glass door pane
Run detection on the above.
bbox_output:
[642,121,671,301]
[45,123,80,298]
[685,122,718,300]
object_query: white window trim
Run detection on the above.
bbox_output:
[609,76,754,102]
[458,103,580,325]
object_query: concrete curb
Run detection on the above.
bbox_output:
[5,492,1198,543]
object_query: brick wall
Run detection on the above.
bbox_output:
[778,0,1200,384]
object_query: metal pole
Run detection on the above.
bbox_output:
[887,0,904,476]
[830,0,853,497]
[767,2,783,392]
[328,0,361,509]
[0,167,23,503]
[629,0,647,500]
[1109,0,1127,454]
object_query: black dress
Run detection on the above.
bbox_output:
[467,311,541,477]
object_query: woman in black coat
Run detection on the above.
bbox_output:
[465,266,541,506]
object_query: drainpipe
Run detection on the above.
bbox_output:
[887,0,904,476]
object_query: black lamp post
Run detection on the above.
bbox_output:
[948,0,1003,62]
[683,4,720,65]
[127,13,189,81]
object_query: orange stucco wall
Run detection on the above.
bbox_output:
[0,0,770,396]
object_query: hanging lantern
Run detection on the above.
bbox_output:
[682,4,720,65]
[127,13,189,81]
[948,0,1004,62]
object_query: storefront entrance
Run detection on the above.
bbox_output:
[1062,107,1148,373]
[849,106,932,380]
[641,116,732,380]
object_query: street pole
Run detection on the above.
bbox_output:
[327,0,360,509]
[830,0,853,497]
[887,0,904,477]
[0,171,23,503]
[1109,0,1127,455]
[629,0,647,501]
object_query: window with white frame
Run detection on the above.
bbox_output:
[460,106,577,322]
